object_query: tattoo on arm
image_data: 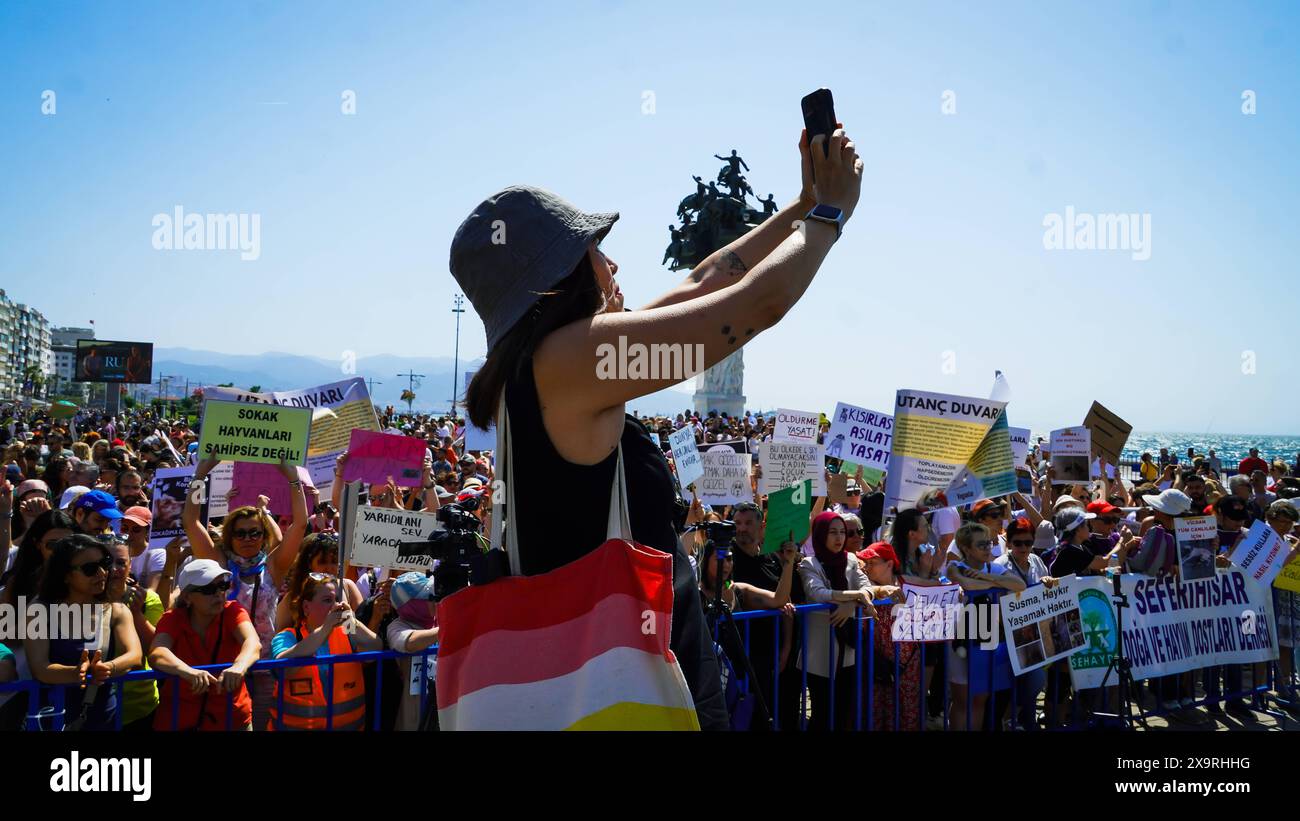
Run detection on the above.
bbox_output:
[721,251,748,277]
[721,325,737,345]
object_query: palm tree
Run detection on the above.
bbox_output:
[400,389,416,413]
[22,365,45,398]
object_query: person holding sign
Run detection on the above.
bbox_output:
[186,456,309,729]
[452,122,863,729]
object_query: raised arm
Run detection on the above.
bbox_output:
[536,129,861,416]
[185,457,221,562]
[269,462,309,586]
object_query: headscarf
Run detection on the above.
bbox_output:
[810,510,849,591]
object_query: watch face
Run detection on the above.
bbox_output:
[810,204,843,220]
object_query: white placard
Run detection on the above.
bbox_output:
[697,448,752,506]
[1229,520,1293,588]
[668,427,704,490]
[773,408,819,444]
[825,402,892,471]
[349,505,445,572]
[759,442,826,496]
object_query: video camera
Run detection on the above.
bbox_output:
[397,501,507,600]
[684,519,736,547]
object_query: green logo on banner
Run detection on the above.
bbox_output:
[1071,588,1116,671]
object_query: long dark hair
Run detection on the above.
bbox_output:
[38,534,109,604]
[464,254,603,430]
[0,510,76,602]
[890,508,926,574]
[283,532,339,616]
[42,456,71,503]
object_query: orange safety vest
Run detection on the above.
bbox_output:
[267,624,366,731]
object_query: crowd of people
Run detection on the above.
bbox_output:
[2,398,1298,731]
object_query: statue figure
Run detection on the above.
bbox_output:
[701,348,744,399]
[757,193,777,216]
[663,225,684,266]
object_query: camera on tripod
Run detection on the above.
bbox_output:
[686,519,737,548]
[397,501,507,600]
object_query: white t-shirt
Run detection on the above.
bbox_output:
[130,548,167,586]
[931,507,960,539]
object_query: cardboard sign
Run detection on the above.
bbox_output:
[149,466,195,548]
[827,473,850,504]
[349,505,445,571]
[1230,520,1293,588]
[205,462,234,520]
[1048,427,1090,485]
[759,442,825,496]
[1001,575,1087,675]
[343,429,427,488]
[203,377,379,500]
[883,390,1007,512]
[229,462,316,519]
[763,479,811,554]
[894,583,963,642]
[773,408,820,444]
[668,427,704,490]
[1174,515,1218,582]
[1008,426,1031,467]
[825,402,892,472]
[1275,559,1300,594]
[1082,402,1132,467]
[697,447,752,506]
[198,399,313,466]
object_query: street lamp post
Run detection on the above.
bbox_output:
[451,294,465,418]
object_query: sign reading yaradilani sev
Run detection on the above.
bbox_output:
[349,505,445,572]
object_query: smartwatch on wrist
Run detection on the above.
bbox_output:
[804,203,845,240]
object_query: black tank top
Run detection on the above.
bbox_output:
[503,355,728,729]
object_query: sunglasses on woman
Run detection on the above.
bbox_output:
[971,540,992,550]
[307,572,336,583]
[845,528,863,537]
[1010,539,1034,548]
[231,528,264,541]
[190,579,232,595]
[74,557,114,577]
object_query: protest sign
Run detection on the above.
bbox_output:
[827,472,849,504]
[1175,515,1218,582]
[206,462,234,520]
[1008,426,1031,467]
[149,466,195,548]
[349,505,445,572]
[1070,570,1278,690]
[773,408,820,444]
[895,583,962,642]
[1001,575,1086,675]
[203,377,379,499]
[668,426,704,490]
[825,402,892,472]
[1276,560,1300,594]
[462,370,497,452]
[763,479,811,554]
[1048,427,1090,485]
[1082,401,1132,467]
[342,429,426,488]
[1230,520,1293,588]
[883,390,1007,512]
[697,445,752,506]
[198,399,313,466]
[946,410,1016,508]
[759,442,825,496]
[229,462,315,518]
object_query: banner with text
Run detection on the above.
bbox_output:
[349,505,445,572]
[204,377,379,500]
[1048,426,1091,485]
[760,442,826,496]
[1070,570,1278,690]
[1001,575,1087,675]
[668,426,704,491]
[1230,520,1294,588]
[773,408,820,444]
[884,390,1007,512]
[198,400,313,467]
[825,402,892,473]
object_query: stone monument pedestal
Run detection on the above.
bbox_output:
[692,391,746,419]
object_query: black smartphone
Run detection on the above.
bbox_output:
[801,88,837,157]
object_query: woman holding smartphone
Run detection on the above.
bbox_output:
[452,120,863,729]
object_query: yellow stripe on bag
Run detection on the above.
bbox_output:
[565,701,702,731]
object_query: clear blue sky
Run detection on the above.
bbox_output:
[3,1,1297,433]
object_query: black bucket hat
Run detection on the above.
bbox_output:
[449,185,618,350]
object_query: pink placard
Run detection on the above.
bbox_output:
[229,462,316,518]
[342,429,426,488]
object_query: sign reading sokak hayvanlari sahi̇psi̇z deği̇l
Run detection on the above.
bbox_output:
[198,399,313,466]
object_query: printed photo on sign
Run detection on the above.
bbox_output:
[1174,515,1218,582]
[1048,427,1090,485]
[1001,576,1087,675]
[149,466,195,548]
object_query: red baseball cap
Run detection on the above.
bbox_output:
[857,541,900,572]
[1086,501,1121,516]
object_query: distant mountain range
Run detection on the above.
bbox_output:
[152,347,696,416]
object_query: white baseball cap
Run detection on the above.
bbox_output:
[1141,489,1192,516]
[176,559,231,592]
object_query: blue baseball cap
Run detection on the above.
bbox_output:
[73,489,124,520]
[389,571,436,611]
